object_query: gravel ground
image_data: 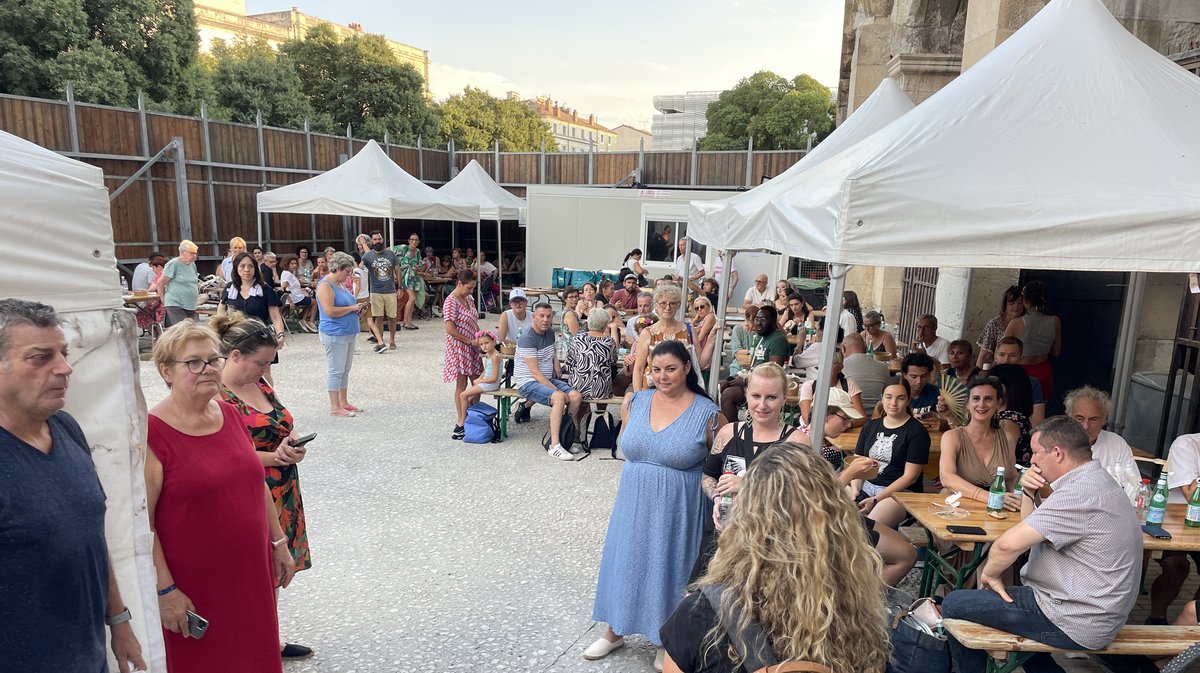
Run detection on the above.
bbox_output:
[138,320,1186,672]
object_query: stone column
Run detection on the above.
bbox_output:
[886,53,963,103]
[962,0,1048,70]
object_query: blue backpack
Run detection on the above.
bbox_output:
[463,402,500,444]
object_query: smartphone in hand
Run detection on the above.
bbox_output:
[289,432,317,448]
[186,610,209,639]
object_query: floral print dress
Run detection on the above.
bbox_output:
[442,291,482,382]
[220,382,311,571]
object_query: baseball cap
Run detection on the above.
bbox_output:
[509,288,528,302]
[828,388,864,419]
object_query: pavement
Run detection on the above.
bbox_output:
[137,319,1200,673]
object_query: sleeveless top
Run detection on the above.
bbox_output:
[705,421,791,478]
[952,425,1014,488]
[559,308,576,340]
[643,322,697,388]
[317,277,358,335]
[1020,311,1055,358]
[504,310,532,342]
[483,357,495,380]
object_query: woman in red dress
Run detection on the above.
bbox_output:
[211,311,313,659]
[145,321,295,673]
[443,270,482,438]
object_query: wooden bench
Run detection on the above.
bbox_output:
[486,389,524,440]
[899,526,929,548]
[943,618,1200,673]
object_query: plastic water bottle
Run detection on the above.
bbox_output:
[120,276,129,294]
[1186,479,1200,528]
[1146,473,1169,525]
[718,471,736,527]
[1135,479,1151,523]
[987,466,1006,514]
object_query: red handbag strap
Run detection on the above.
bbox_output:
[754,662,835,673]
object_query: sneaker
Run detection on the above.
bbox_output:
[367,336,378,344]
[281,643,314,659]
[514,404,531,423]
[654,647,665,672]
[452,425,465,440]
[548,444,576,461]
[374,343,388,354]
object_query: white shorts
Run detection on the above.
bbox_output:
[478,379,500,392]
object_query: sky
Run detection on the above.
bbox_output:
[243,0,846,131]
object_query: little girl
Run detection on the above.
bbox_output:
[454,330,502,439]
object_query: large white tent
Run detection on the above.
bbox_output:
[688,0,1200,448]
[689,77,914,251]
[257,139,480,223]
[1,130,165,671]
[439,159,526,222]
[689,0,1200,273]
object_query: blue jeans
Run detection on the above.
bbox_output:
[319,332,355,391]
[942,587,1084,673]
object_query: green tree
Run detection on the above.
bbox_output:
[699,71,833,151]
[438,87,556,152]
[282,24,440,144]
[207,37,314,128]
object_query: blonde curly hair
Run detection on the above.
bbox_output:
[695,442,891,672]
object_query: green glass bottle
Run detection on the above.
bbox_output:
[1185,479,1200,528]
[987,466,1006,513]
[1146,472,1169,525]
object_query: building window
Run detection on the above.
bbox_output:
[640,205,705,266]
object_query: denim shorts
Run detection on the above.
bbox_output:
[519,379,573,406]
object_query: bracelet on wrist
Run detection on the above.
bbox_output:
[157,584,177,597]
[105,607,133,626]
[271,536,288,549]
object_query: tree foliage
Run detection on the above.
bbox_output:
[0,0,202,111]
[281,24,439,144]
[439,87,556,152]
[207,37,316,128]
[699,71,833,151]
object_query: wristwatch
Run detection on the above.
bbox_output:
[105,607,132,626]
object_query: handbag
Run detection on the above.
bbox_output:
[700,584,833,673]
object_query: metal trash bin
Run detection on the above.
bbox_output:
[1125,371,1194,457]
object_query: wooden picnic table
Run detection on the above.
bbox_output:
[833,425,944,481]
[122,292,161,306]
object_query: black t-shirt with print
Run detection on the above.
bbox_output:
[855,416,930,492]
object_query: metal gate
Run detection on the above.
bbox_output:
[898,267,939,346]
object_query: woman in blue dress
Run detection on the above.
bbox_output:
[586,339,725,671]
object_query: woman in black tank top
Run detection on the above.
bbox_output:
[691,364,803,580]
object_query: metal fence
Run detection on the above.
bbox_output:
[0,90,809,264]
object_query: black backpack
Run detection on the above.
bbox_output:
[582,410,622,459]
[542,410,578,455]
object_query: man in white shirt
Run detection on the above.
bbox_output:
[624,293,653,346]
[1065,385,1136,474]
[673,238,704,296]
[131,252,165,291]
[743,274,771,310]
[913,314,951,366]
[218,236,247,283]
[1149,432,1200,624]
[711,250,737,302]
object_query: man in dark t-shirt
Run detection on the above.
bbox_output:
[901,352,941,418]
[0,299,145,673]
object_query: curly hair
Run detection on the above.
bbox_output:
[696,442,890,672]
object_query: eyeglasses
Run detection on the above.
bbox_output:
[657,301,681,308]
[172,356,227,374]
[865,321,881,328]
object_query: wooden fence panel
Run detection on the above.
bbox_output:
[594,153,637,185]
[643,151,693,185]
[500,154,538,185]
[756,151,806,181]
[0,97,71,151]
[697,152,746,187]
[76,106,142,156]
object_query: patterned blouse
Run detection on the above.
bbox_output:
[567,332,617,399]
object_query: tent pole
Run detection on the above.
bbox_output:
[476,219,484,316]
[496,219,503,297]
[1112,271,1146,434]
[257,212,264,251]
[708,250,736,399]
[388,218,394,249]
[810,262,850,452]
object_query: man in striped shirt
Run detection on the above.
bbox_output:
[942,416,1142,673]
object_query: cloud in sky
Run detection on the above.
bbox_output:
[244,0,845,131]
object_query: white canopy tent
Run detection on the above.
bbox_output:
[256,139,480,246]
[439,159,528,304]
[689,77,914,251]
[1,130,165,671]
[689,0,1200,449]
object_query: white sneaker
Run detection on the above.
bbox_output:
[582,636,624,660]
[654,647,665,672]
[548,444,576,461]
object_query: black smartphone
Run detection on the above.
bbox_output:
[288,432,317,448]
[1142,524,1173,540]
[186,610,209,639]
[947,525,988,536]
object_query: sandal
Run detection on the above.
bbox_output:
[403,323,419,330]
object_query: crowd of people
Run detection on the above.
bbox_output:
[14,232,1200,673]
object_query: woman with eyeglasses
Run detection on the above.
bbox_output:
[859,310,896,357]
[145,321,295,673]
[939,376,1020,511]
[212,312,314,660]
[218,252,286,385]
[632,283,697,392]
[559,286,582,340]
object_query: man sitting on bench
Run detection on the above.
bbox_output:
[942,416,1142,673]
[513,302,582,461]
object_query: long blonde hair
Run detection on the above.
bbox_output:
[696,442,891,672]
